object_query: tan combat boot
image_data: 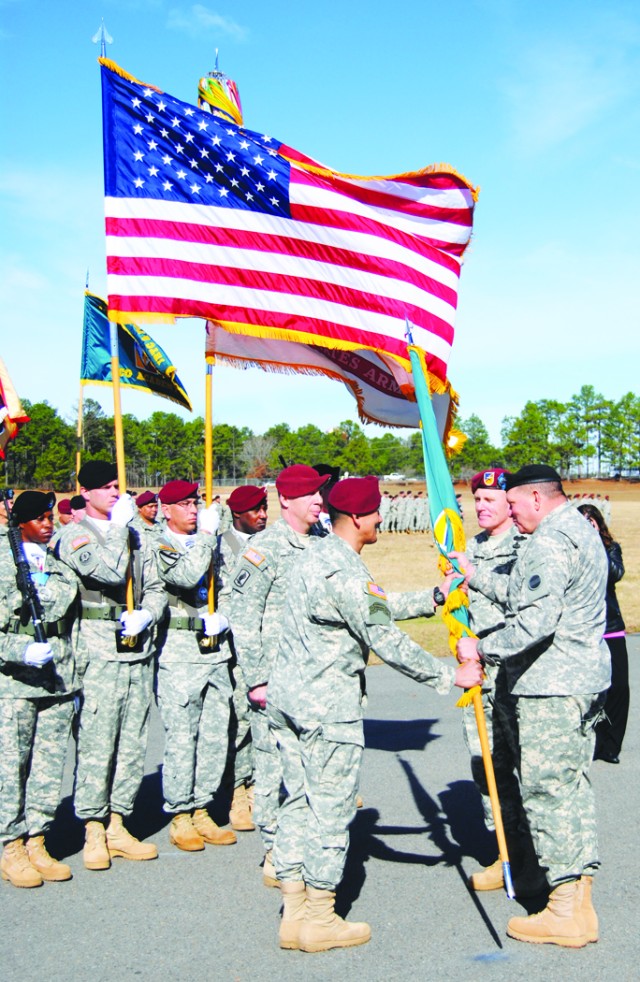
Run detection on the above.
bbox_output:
[169,813,205,852]
[507,880,588,948]
[470,857,503,891]
[84,821,111,871]
[279,881,306,950]
[580,875,599,943]
[229,784,255,832]
[192,808,236,845]
[26,836,72,882]
[263,850,279,888]
[298,886,371,952]
[106,813,158,861]
[1,838,43,888]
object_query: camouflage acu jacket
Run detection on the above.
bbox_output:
[475,501,610,696]
[268,533,454,724]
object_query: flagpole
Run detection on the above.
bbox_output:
[109,321,136,637]
[202,361,217,646]
[405,320,514,899]
[76,383,84,493]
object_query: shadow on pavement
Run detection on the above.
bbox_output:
[364,716,440,752]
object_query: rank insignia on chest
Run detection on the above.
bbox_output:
[70,535,91,551]
[243,548,266,568]
[367,582,387,601]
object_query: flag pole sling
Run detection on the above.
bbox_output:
[109,321,136,639]
[406,334,514,898]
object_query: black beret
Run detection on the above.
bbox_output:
[505,465,562,490]
[70,495,87,510]
[13,490,56,524]
[78,460,118,490]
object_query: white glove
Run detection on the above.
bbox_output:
[120,608,153,637]
[24,641,54,667]
[110,493,136,527]
[197,504,220,535]
[203,612,229,637]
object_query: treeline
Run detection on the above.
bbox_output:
[4,386,639,490]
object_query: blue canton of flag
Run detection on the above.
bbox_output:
[102,68,291,216]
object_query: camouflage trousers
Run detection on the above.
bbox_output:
[251,704,283,851]
[462,663,524,838]
[228,658,253,789]
[0,695,74,845]
[516,693,605,887]
[156,660,232,813]
[74,657,153,821]
[270,706,363,890]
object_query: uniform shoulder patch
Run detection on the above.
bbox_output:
[243,548,266,568]
[367,582,387,601]
[528,574,542,590]
[234,568,252,589]
[70,535,91,551]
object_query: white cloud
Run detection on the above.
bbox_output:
[166,5,247,42]
[498,7,640,157]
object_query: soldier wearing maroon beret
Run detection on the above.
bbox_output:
[267,477,481,951]
[132,490,160,537]
[227,465,330,882]
[217,484,268,831]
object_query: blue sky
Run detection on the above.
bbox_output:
[1,0,638,443]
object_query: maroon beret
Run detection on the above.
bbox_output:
[276,465,330,498]
[136,490,157,507]
[470,469,509,494]
[58,499,72,515]
[328,476,381,515]
[227,485,267,513]
[158,480,199,504]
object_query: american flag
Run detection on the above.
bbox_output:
[102,61,477,385]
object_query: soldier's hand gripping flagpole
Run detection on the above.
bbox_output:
[405,318,514,899]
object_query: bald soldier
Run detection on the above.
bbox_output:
[56,460,166,870]
[218,484,269,832]
[0,492,80,887]
[267,477,482,952]
[457,465,610,948]
[228,465,330,885]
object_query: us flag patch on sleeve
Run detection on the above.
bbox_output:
[367,582,387,600]
[70,536,91,551]
[243,548,266,568]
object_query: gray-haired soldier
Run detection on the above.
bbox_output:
[457,465,609,948]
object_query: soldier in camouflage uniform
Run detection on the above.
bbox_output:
[267,476,482,952]
[228,465,330,885]
[460,469,539,895]
[0,491,79,887]
[56,460,166,871]
[153,480,236,851]
[131,490,161,538]
[458,465,610,948]
[218,484,269,832]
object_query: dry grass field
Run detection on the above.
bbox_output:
[237,478,639,659]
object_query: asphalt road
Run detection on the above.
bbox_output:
[4,639,639,982]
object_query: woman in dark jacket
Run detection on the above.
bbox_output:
[578,504,629,763]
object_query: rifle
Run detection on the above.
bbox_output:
[1,489,57,692]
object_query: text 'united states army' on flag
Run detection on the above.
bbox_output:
[101,60,477,385]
